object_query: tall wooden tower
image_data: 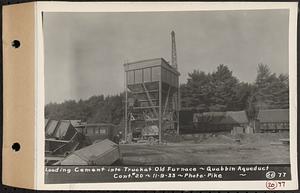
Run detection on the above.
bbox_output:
[124,58,180,143]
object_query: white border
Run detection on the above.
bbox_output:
[35,1,298,190]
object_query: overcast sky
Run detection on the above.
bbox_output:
[44,9,289,104]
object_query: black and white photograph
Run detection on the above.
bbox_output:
[42,3,296,186]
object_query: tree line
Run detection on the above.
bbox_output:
[45,94,124,124]
[180,63,289,119]
[45,63,289,123]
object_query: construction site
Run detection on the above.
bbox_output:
[45,31,290,166]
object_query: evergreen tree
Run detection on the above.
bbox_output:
[252,63,289,110]
[180,64,252,112]
[210,64,239,111]
[180,70,212,111]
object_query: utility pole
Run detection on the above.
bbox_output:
[171,31,180,134]
[171,31,178,70]
[124,66,128,143]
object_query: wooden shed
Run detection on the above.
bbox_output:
[182,110,250,134]
[257,109,289,132]
[57,139,120,165]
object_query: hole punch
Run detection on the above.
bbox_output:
[11,40,21,48]
[12,143,20,152]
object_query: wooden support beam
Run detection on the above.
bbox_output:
[177,78,180,135]
[125,70,128,143]
[159,80,162,143]
[133,106,159,110]
[163,85,171,117]
[142,83,159,118]
[130,89,159,94]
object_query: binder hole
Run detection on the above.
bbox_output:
[12,142,20,152]
[11,40,21,48]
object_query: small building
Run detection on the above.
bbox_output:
[189,110,250,134]
[57,139,120,165]
[257,109,289,133]
[76,123,117,143]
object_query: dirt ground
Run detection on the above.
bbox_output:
[120,133,290,165]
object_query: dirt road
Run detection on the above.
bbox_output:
[120,142,289,165]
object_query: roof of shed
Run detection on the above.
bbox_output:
[195,111,248,124]
[225,111,248,124]
[45,120,77,140]
[53,121,73,139]
[45,120,59,136]
[71,139,117,162]
[257,109,289,123]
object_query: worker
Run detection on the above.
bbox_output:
[113,134,120,144]
[118,131,123,141]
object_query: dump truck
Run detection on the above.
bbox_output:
[139,125,159,143]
